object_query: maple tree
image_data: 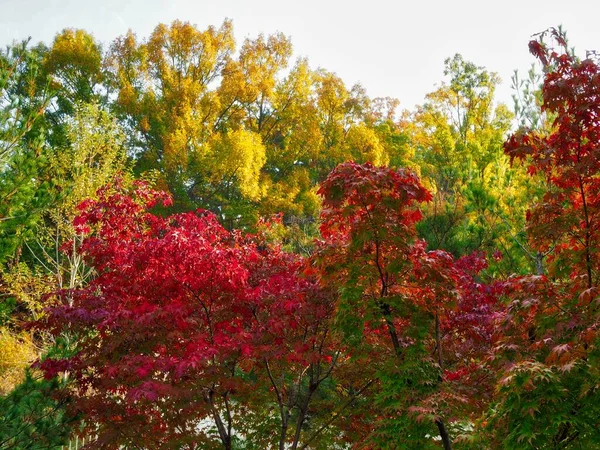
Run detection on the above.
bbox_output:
[488,28,600,448]
[32,163,504,449]
[316,161,493,449]
[32,163,503,450]
[240,241,345,449]
[34,181,348,449]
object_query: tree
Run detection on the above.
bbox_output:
[0,371,74,450]
[410,55,529,276]
[240,235,344,449]
[0,40,54,264]
[316,162,467,449]
[488,28,600,448]
[106,22,393,227]
[36,181,345,449]
[1,103,130,393]
[0,40,56,396]
[42,28,105,148]
[511,64,549,132]
[106,20,245,215]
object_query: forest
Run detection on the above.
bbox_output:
[0,20,599,449]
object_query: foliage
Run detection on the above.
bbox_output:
[3,20,600,450]
[1,102,131,395]
[0,329,37,394]
[0,371,74,450]
[488,27,600,448]
[407,55,537,277]
[35,182,346,449]
[316,162,499,449]
[105,20,401,226]
[0,40,54,264]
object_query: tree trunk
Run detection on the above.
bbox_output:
[436,419,453,450]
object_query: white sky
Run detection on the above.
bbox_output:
[1,0,599,112]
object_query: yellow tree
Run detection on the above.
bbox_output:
[256,59,323,219]
[42,28,105,147]
[44,29,103,104]
[107,20,276,226]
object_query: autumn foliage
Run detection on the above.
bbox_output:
[491,28,600,448]
[35,182,345,449]
[3,20,600,450]
[31,164,501,449]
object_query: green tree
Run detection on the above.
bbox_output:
[0,40,54,264]
[0,371,74,450]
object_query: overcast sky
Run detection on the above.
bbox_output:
[1,0,599,111]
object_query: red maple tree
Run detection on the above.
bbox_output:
[37,182,343,449]
[489,28,600,447]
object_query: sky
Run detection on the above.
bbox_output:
[1,0,599,112]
